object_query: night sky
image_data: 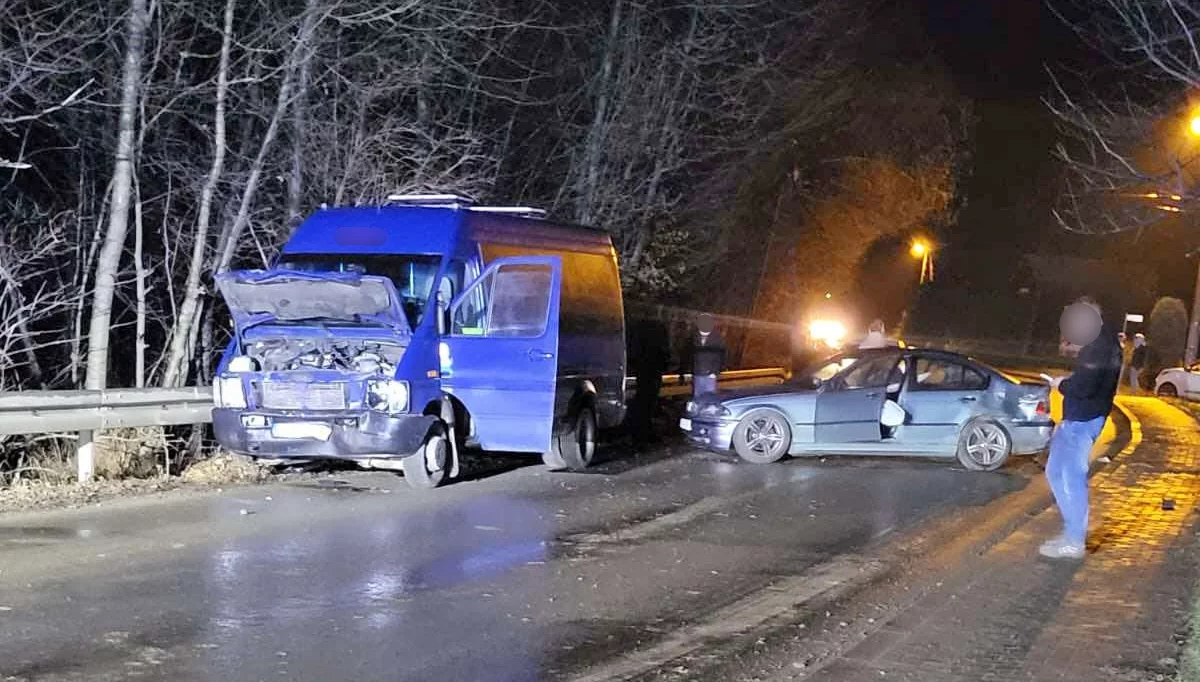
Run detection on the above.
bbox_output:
[916,0,1194,315]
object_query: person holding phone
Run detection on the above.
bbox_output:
[1039,297,1122,560]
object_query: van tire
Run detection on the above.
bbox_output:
[545,406,597,472]
[402,427,449,489]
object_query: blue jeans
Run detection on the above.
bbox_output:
[693,374,717,398]
[1046,416,1106,544]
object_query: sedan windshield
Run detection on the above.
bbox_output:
[277,253,441,330]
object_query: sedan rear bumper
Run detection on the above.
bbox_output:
[680,417,736,452]
[1009,422,1054,455]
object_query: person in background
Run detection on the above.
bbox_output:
[688,314,725,398]
[858,319,898,350]
[627,318,671,446]
[1041,297,1122,560]
[1129,333,1147,391]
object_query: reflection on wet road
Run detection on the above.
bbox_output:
[0,447,1031,681]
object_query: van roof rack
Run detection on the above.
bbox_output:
[385,193,476,208]
[469,206,547,220]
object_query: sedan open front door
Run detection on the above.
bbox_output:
[814,353,903,443]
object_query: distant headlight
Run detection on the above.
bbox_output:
[213,376,247,409]
[366,379,410,414]
[698,403,731,419]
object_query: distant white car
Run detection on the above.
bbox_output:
[1155,364,1200,399]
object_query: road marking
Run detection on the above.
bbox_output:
[567,556,884,682]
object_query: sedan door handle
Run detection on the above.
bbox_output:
[866,392,882,398]
[959,396,978,402]
[528,349,555,361]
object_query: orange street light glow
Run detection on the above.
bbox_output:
[1190,115,1200,136]
[910,240,929,258]
[1157,204,1183,213]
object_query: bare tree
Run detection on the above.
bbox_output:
[1048,0,1200,234]
[84,0,150,392]
[160,0,236,387]
[212,0,324,275]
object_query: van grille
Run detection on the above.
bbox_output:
[259,382,347,411]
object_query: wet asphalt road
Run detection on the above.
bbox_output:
[0,444,1033,681]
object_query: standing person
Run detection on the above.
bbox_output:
[1129,333,1147,391]
[1041,297,1122,560]
[627,318,670,446]
[858,319,897,350]
[689,314,725,398]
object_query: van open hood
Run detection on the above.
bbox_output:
[216,270,411,337]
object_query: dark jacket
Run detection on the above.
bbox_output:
[1130,344,1147,370]
[1060,324,1122,422]
[687,330,726,377]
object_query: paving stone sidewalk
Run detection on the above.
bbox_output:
[813,397,1200,682]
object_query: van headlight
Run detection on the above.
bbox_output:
[366,379,409,414]
[214,376,247,409]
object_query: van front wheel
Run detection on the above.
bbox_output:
[402,427,449,489]
[544,406,597,471]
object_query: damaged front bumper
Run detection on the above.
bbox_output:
[213,408,437,460]
[680,416,737,452]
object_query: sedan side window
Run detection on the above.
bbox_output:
[913,358,989,391]
[837,355,902,390]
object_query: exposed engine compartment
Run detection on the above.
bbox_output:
[244,337,405,375]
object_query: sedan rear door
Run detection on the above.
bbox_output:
[814,353,903,443]
[896,355,991,448]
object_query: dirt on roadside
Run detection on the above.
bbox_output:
[0,453,280,515]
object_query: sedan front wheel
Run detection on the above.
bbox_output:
[732,409,792,464]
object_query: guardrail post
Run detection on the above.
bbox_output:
[77,429,94,483]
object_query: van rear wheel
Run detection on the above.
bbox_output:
[402,427,449,489]
[544,406,597,471]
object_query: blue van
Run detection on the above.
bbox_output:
[211,195,626,488]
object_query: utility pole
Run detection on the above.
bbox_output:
[1187,251,1200,365]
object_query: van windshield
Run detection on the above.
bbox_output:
[276,253,442,330]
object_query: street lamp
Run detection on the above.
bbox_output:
[1189,114,1200,137]
[911,239,934,284]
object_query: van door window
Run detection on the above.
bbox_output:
[452,263,553,338]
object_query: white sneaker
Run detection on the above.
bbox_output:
[1039,536,1085,560]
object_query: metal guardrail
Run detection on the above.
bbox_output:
[0,387,213,436]
[0,368,789,438]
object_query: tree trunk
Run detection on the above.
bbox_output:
[133,178,146,388]
[213,0,321,275]
[84,0,149,391]
[161,0,235,387]
[286,24,313,228]
[577,0,623,225]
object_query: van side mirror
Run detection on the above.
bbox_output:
[437,292,448,335]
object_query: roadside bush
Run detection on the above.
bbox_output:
[1146,297,1189,384]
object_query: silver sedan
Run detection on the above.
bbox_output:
[680,348,1053,471]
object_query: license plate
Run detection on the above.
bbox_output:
[679,418,692,432]
[271,422,332,441]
